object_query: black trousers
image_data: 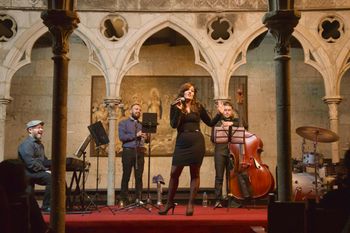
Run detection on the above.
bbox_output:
[214,144,230,200]
[26,170,51,209]
[120,148,145,200]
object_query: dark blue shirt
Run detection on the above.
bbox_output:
[118,117,145,149]
[18,136,48,172]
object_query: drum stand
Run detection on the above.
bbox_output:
[296,126,339,202]
[300,135,322,203]
[311,139,321,203]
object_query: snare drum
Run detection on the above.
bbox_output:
[302,152,322,166]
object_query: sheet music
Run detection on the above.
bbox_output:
[74,135,92,158]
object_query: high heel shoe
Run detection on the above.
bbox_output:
[185,204,194,216]
[158,203,177,215]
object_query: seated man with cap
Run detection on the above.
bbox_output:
[18,120,52,212]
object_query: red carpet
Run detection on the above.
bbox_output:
[43,205,267,233]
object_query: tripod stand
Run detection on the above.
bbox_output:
[141,113,160,210]
[144,132,160,210]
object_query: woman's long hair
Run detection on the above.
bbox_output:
[176,82,200,113]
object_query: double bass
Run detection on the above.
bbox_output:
[228,129,275,200]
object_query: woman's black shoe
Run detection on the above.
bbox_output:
[158,203,177,215]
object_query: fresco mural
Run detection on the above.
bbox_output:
[90,76,247,156]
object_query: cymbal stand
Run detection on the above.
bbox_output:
[311,134,320,203]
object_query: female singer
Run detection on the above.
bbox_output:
[159,82,224,216]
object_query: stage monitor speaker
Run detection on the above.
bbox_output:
[88,121,110,146]
[142,112,157,134]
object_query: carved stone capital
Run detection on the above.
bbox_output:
[214,98,231,103]
[323,96,342,120]
[41,10,80,56]
[323,96,342,105]
[104,97,121,119]
[0,96,13,105]
[263,10,300,55]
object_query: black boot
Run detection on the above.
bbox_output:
[186,165,200,216]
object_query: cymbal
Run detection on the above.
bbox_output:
[296,126,339,143]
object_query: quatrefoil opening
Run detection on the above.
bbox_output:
[207,17,233,44]
[318,16,344,43]
[100,15,128,42]
[0,14,17,42]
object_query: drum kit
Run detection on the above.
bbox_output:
[293,126,339,202]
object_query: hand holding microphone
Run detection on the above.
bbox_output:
[171,97,185,106]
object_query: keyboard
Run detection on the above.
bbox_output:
[46,157,90,171]
[66,157,90,171]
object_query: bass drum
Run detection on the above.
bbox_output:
[292,172,324,201]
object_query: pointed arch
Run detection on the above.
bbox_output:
[337,40,350,90]
[293,25,335,96]
[226,26,268,78]
[73,24,112,95]
[2,20,47,97]
[2,19,113,97]
[113,15,219,97]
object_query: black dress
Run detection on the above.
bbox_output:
[170,104,221,166]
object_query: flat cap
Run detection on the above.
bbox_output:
[26,120,44,129]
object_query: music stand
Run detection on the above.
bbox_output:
[141,112,160,210]
[87,121,110,211]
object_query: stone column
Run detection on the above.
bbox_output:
[104,97,121,206]
[0,96,12,161]
[323,97,342,164]
[263,9,300,202]
[41,9,79,233]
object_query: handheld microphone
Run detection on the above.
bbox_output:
[171,97,185,106]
